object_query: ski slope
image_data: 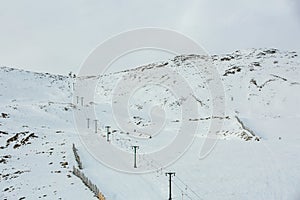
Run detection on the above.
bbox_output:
[1,48,300,200]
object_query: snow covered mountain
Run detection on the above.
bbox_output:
[1,48,300,200]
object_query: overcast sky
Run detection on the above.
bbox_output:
[0,0,299,74]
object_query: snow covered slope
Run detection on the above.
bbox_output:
[1,48,300,200]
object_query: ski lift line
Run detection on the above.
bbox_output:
[139,155,160,171]
[143,153,164,168]
[175,176,203,200]
[185,194,193,200]
[172,180,193,200]
[77,105,203,197]
[138,155,201,200]
[80,119,201,199]
[172,180,184,193]
[141,155,164,172]
[176,176,201,198]
[81,118,202,199]
[174,179,188,191]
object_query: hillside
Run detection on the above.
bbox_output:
[1,48,300,200]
